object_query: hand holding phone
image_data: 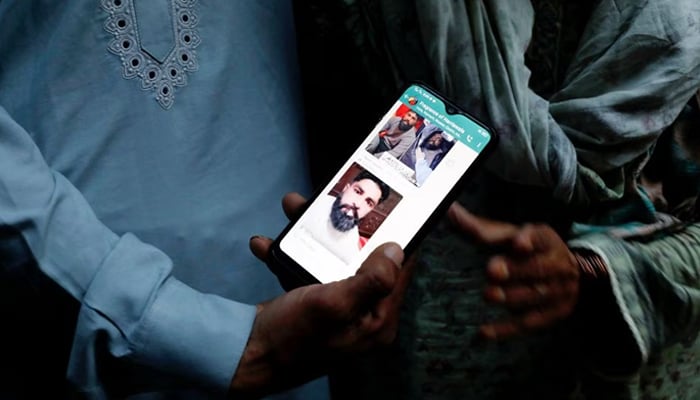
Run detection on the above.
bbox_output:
[269,83,496,289]
[236,239,407,398]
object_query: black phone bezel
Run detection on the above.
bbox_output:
[268,81,498,291]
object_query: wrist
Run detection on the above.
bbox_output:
[572,248,610,310]
[572,248,609,280]
[229,305,273,399]
[570,247,642,374]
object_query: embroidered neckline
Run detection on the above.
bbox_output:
[102,0,200,109]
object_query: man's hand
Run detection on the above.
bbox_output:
[230,193,413,399]
[447,202,580,340]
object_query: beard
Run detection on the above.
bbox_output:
[330,196,360,232]
[398,120,412,131]
[425,141,441,150]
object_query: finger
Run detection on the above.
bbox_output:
[315,243,405,352]
[326,311,380,352]
[479,319,520,340]
[447,202,520,245]
[249,235,294,288]
[485,257,511,282]
[486,253,579,282]
[484,280,579,309]
[348,251,418,347]
[520,301,576,330]
[357,312,399,349]
[394,252,418,300]
[249,235,273,262]
[325,251,414,353]
[297,243,403,333]
[357,283,403,343]
[282,192,307,221]
[483,284,549,307]
[510,224,537,253]
[331,284,406,351]
[511,223,557,254]
[479,302,574,340]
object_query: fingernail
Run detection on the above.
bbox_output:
[447,203,459,218]
[249,235,262,242]
[491,287,506,303]
[489,258,509,280]
[534,284,548,297]
[480,325,498,340]
[383,243,404,265]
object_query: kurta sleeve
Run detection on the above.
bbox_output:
[568,223,700,374]
[0,107,256,396]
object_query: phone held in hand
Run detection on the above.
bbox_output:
[269,82,496,290]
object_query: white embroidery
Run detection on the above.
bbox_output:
[102,0,200,109]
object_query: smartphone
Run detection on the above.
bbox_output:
[269,82,496,289]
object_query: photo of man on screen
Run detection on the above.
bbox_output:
[301,168,393,263]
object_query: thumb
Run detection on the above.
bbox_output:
[348,243,403,311]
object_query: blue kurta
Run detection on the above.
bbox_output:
[0,1,326,398]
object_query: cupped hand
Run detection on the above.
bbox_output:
[229,242,407,399]
[447,202,580,340]
[234,192,417,398]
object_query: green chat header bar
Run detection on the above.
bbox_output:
[401,84,491,152]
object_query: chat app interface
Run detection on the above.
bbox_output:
[280,84,492,283]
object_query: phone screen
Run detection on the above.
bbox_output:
[276,83,493,284]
